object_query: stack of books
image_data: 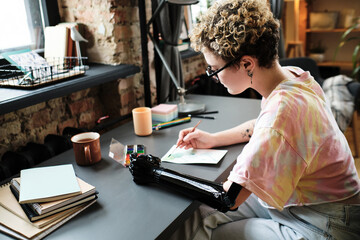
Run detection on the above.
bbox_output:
[0,164,97,240]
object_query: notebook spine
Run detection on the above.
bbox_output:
[10,178,42,215]
[31,202,42,215]
[9,185,39,221]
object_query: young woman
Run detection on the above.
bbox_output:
[175,0,360,239]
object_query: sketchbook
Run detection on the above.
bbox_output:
[19,164,81,204]
[0,200,96,240]
[12,177,95,215]
[10,184,97,223]
[0,182,83,229]
[161,145,228,164]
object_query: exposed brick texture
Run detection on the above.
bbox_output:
[60,0,142,65]
[0,0,205,162]
[182,54,207,83]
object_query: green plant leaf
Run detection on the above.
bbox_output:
[334,19,360,79]
[352,44,360,79]
[340,24,359,41]
[352,44,360,65]
[343,36,360,43]
[353,65,360,76]
[334,37,359,60]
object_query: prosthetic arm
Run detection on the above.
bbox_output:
[129,153,242,212]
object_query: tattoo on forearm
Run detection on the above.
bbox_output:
[241,120,255,140]
[246,129,251,138]
[242,129,252,139]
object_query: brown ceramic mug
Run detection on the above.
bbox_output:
[71,132,102,166]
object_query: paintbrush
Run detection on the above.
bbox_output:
[168,120,201,157]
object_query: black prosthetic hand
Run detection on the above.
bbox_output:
[129,154,242,212]
[128,153,161,184]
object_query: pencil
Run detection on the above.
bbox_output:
[153,119,191,130]
[168,120,201,157]
[152,116,191,130]
[179,120,202,146]
[153,116,190,126]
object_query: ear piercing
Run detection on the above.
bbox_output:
[247,71,253,84]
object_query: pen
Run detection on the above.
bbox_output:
[191,115,215,120]
[191,111,218,116]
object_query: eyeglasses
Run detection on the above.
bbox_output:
[206,57,240,83]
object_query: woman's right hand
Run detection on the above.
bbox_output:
[176,128,215,149]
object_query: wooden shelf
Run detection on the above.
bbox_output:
[0,63,140,115]
[317,61,354,70]
[306,28,360,33]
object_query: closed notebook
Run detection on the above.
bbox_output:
[0,200,96,240]
[19,164,81,204]
[12,177,96,215]
[10,184,97,223]
[0,182,82,228]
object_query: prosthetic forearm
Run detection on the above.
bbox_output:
[129,154,242,212]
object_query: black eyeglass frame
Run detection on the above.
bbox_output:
[206,57,241,83]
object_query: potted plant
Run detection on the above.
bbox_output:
[334,18,360,81]
[309,41,326,62]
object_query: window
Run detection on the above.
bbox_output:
[179,0,214,44]
[0,0,48,54]
[190,0,215,23]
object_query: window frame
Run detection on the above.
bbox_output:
[0,0,57,55]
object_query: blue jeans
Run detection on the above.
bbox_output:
[170,194,360,240]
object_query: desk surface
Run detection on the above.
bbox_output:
[0,95,261,240]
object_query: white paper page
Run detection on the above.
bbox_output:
[161,145,227,164]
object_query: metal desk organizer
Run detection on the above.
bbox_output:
[0,57,88,89]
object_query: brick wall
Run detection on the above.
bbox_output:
[0,0,204,161]
[183,53,207,83]
[0,0,145,160]
[0,74,146,158]
[60,0,144,65]
[0,87,102,157]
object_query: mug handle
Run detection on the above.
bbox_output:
[84,145,92,163]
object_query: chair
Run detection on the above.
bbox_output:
[279,57,324,85]
[279,57,360,157]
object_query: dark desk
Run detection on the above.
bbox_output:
[1,95,261,240]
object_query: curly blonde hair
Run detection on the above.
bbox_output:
[190,0,280,68]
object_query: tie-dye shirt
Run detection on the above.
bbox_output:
[228,66,360,211]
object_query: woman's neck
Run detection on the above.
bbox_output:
[253,61,292,98]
